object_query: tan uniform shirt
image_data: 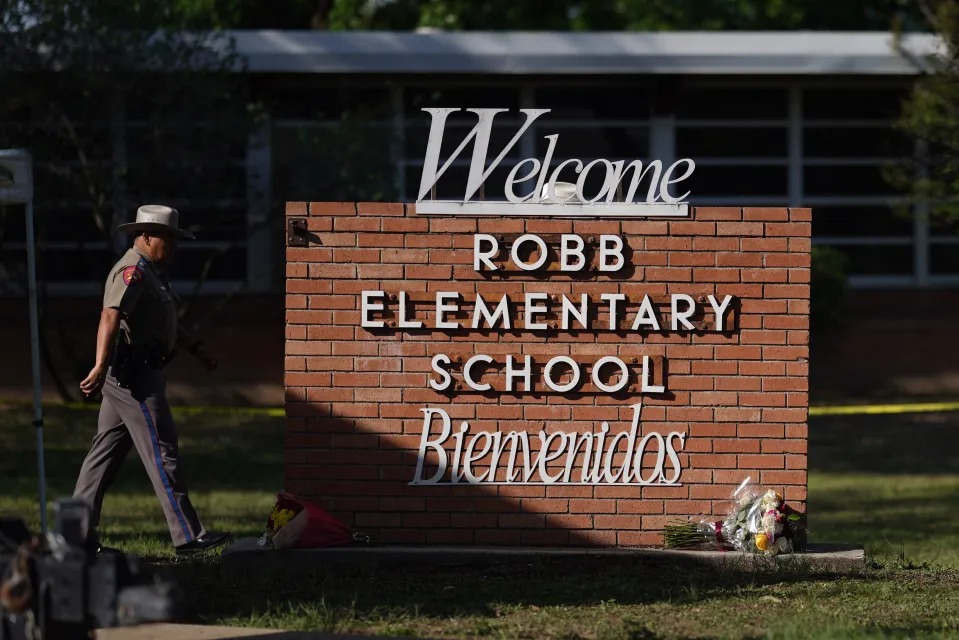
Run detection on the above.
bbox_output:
[103,248,178,356]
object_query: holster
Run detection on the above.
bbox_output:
[110,334,174,389]
[110,332,135,389]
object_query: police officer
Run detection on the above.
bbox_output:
[73,205,231,555]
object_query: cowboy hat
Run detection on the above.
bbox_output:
[116,204,196,239]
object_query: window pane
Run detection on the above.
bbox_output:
[804,165,897,196]
[930,244,959,275]
[534,85,650,120]
[0,204,26,240]
[170,245,248,281]
[534,126,649,158]
[804,88,906,119]
[3,248,117,283]
[812,206,912,238]
[686,165,787,198]
[677,88,787,119]
[677,126,787,157]
[824,244,913,276]
[405,86,520,112]
[804,127,910,158]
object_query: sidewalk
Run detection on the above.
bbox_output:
[220,538,865,579]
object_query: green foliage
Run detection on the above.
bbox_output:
[0,0,253,249]
[886,0,959,228]
[811,245,849,334]
[274,116,399,202]
[169,0,923,31]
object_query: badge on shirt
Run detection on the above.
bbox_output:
[122,265,144,286]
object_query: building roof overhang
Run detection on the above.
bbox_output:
[226,30,938,75]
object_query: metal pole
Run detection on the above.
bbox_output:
[25,198,48,535]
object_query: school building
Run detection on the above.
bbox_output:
[2,30,956,403]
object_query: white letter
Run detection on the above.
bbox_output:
[659,159,696,204]
[411,408,451,484]
[575,158,617,203]
[633,433,666,484]
[601,293,626,331]
[537,430,569,483]
[505,158,542,203]
[462,432,494,483]
[463,354,493,391]
[662,432,686,484]
[641,355,665,393]
[473,294,511,329]
[361,290,385,328]
[524,292,549,330]
[561,294,589,330]
[429,354,453,391]
[605,159,662,204]
[533,134,558,200]
[436,292,461,329]
[591,356,630,393]
[602,402,641,483]
[417,107,550,202]
[560,235,586,272]
[511,234,549,271]
[631,294,661,331]
[599,235,625,272]
[707,294,734,331]
[506,355,532,392]
[671,294,696,331]
[398,291,423,329]
[473,234,499,272]
[543,356,581,393]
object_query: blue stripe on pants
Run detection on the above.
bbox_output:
[139,402,192,543]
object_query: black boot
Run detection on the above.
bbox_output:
[174,531,233,555]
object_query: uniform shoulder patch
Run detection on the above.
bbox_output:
[121,265,144,286]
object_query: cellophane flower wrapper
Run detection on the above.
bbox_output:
[257,492,357,550]
[257,493,305,548]
[663,477,806,555]
[718,478,805,555]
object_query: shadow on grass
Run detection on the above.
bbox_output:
[165,554,871,629]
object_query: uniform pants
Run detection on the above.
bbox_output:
[73,371,204,547]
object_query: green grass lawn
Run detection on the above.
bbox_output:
[2,403,958,639]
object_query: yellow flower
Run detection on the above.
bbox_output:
[755,533,770,551]
[270,507,296,533]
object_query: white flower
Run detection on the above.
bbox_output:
[760,490,780,510]
[762,513,778,533]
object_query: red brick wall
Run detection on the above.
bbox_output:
[284,202,810,547]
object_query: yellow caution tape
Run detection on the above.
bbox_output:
[808,401,959,416]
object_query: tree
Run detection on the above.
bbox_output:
[169,0,923,31]
[0,0,254,399]
[886,0,959,227]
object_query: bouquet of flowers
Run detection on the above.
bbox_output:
[663,477,806,555]
[256,492,361,550]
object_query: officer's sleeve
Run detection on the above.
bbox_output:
[102,264,146,315]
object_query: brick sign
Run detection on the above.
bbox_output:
[284,202,810,546]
